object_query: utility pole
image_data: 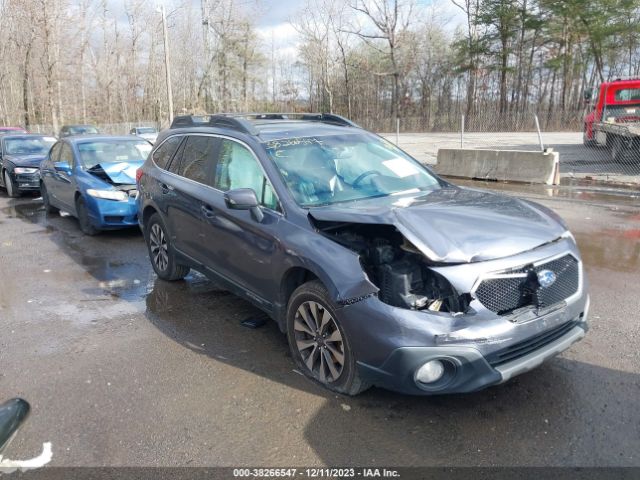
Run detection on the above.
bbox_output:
[160,4,174,125]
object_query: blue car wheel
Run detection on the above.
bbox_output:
[76,196,98,236]
[40,182,59,214]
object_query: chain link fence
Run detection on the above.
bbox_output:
[377,110,640,185]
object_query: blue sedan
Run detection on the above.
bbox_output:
[39,135,152,235]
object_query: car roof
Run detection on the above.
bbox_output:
[62,124,98,128]
[251,120,363,141]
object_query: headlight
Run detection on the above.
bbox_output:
[86,189,128,201]
[14,167,38,174]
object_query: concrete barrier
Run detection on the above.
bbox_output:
[435,148,560,185]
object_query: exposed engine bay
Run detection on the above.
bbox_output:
[313,220,470,313]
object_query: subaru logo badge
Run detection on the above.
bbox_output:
[537,269,557,288]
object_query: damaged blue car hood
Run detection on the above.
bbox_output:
[91,161,143,184]
[308,187,567,263]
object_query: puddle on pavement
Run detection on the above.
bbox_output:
[2,198,152,302]
[574,229,640,273]
[455,178,640,206]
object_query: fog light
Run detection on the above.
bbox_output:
[416,360,445,384]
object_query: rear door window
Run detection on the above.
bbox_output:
[176,135,218,185]
[152,136,182,170]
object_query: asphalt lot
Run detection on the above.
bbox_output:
[383,132,640,181]
[0,183,639,467]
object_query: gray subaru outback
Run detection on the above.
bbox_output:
[136,113,589,395]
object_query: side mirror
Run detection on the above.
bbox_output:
[224,188,264,222]
[54,161,71,174]
[0,398,30,455]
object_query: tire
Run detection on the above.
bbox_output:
[286,280,370,396]
[145,212,189,281]
[611,137,627,163]
[75,196,99,236]
[41,182,59,214]
[3,170,19,198]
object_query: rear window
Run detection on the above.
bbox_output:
[614,88,640,101]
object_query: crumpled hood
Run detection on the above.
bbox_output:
[6,154,47,168]
[91,161,143,184]
[308,187,567,263]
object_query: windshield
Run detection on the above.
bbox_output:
[137,128,157,134]
[77,140,152,169]
[69,126,99,135]
[4,136,56,155]
[263,133,441,206]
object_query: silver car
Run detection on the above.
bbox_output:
[130,126,158,144]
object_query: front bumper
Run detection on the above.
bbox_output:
[86,195,139,229]
[357,319,587,395]
[14,172,40,191]
[340,239,589,395]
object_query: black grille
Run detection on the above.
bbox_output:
[474,254,580,314]
[486,319,579,366]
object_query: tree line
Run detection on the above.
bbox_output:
[0,0,639,134]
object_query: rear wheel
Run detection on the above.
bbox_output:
[3,170,19,198]
[610,137,629,163]
[41,182,59,214]
[76,196,98,236]
[145,213,189,281]
[286,280,369,396]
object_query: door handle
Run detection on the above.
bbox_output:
[160,183,174,193]
[200,204,216,218]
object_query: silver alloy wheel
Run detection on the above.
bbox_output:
[294,300,345,383]
[149,223,169,272]
[4,171,14,196]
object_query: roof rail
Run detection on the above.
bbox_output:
[169,112,359,134]
[216,112,360,128]
[169,114,258,135]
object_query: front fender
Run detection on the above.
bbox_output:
[275,220,378,305]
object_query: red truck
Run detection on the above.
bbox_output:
[583,78,640,162]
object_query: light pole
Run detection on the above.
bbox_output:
[159,4,174,125]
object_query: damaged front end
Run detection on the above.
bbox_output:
[311,218,471,314]
[86,163,138,199]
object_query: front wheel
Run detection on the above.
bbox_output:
[76,196,98,236]
[144,213,189,281]
[3,170,19,198]
[286,280,370,396]
[41,182,59,214]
